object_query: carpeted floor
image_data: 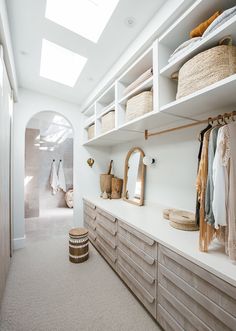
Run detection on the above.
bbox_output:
[0,209,160,331]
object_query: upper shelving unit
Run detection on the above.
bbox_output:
[82,0,236,146]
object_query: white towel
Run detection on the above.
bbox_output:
[50,161,59,195]
[58,161,66,192]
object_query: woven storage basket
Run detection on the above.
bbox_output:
[176,45,236,99]
[87,124,95,140]
[126,91,152,122]
[101,110,115,133]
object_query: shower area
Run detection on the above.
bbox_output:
[24,111,73,241]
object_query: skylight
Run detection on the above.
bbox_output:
[45,0,120,43]
[40,39,87,86]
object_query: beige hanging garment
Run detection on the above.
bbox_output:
[197,128,216,252]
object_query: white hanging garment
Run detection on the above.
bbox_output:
[58,160,66,192]
[50,161,59,195]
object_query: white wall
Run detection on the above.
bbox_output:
[13,88,111,249]
[110,124,204,212]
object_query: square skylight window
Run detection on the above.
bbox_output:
[40,39,87,87]
[45,0,120,43]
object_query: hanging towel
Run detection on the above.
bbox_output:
[50,161,59,195]
[58,160,66,192]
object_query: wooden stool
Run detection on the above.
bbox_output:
[69,228,89,263]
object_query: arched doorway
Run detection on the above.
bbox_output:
[24,111,74,242]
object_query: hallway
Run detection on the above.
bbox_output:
[0,212,159,331]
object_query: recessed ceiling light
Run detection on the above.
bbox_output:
[124,17,136,28]
[40,39,87,87]
[45,0,120,43]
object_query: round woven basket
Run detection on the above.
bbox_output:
[176,45,236,99]
[169,210,198,231]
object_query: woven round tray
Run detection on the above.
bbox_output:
[163,208,178,220]
[169,210,199,231]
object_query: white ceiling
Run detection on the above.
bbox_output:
[7,0,165,106]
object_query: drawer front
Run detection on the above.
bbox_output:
[83,199,96,210]
[96,238,117,270]
[117,247,156,296]
[84,204,96,220]
[84,213,96,230]
[97,207,116,223]
[84,220,97,245]
[158,284,210,331]
[96,214,117,235]
[118,221,157,259]
[159,245,236,319]
[157,304,184,331]
[117,233,156,277]
[159,264,234,331]
[96,224,116,250]
[117,261,156,318]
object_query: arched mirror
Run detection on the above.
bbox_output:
[123,147,146,206]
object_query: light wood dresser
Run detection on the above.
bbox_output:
[83,198,236,331]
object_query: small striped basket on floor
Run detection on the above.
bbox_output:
[69,228,89,263]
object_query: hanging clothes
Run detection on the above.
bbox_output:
[50,160,59,195]
[205,126,220,226]
[58,160,66,192]
[196,128,216,252]
[195,124,212,226]
[212,127,228,229]
[222,122,236,260]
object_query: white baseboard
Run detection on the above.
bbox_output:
[13,236,26,250]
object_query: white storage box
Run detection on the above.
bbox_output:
[101,110,115,133]
[125,91,152,122]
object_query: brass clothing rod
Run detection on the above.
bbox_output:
[144,111,236,140]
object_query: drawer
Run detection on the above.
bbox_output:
[157,304,184,331]
[84,204,96,220]
[97,208,116,223]
[118,221,157,259]
[159,245,236,319]
[117,233,156,278]
[84,214,96,230]
[117,261,156,318]
[84,220,96,245]
[96,214,117,235]
[96,238,117,270]
[83,199,96,210]
[159,264,235,331]
[158,284,210,331]
[117,247,156,296]
[96,225,116,250]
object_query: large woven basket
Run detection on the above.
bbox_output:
[87,124,95,140]
[126,91,152,122]
[101,110,115,133]
[176,45,236,99]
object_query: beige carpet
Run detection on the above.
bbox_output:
[0,210,160,331]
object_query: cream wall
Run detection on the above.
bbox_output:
[110,125,203,212]
[13,88,111,249]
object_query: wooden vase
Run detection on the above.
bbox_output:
[100,174,114,195]
[111,177,123,199]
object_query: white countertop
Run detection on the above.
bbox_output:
[84,196,236,287]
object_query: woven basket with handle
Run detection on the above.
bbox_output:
[126,91,152,122]
[176,36,236,99]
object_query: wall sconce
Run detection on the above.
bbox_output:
[143,156,156,166]
[87,158,94,168]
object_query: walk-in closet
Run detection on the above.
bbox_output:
[0,0,236,330]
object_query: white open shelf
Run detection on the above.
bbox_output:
[161,74,236,119]
[82,0,236,146]
[118,76,153,105]
[160,15,236,78]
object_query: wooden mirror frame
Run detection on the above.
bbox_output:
[123,147,146,206]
